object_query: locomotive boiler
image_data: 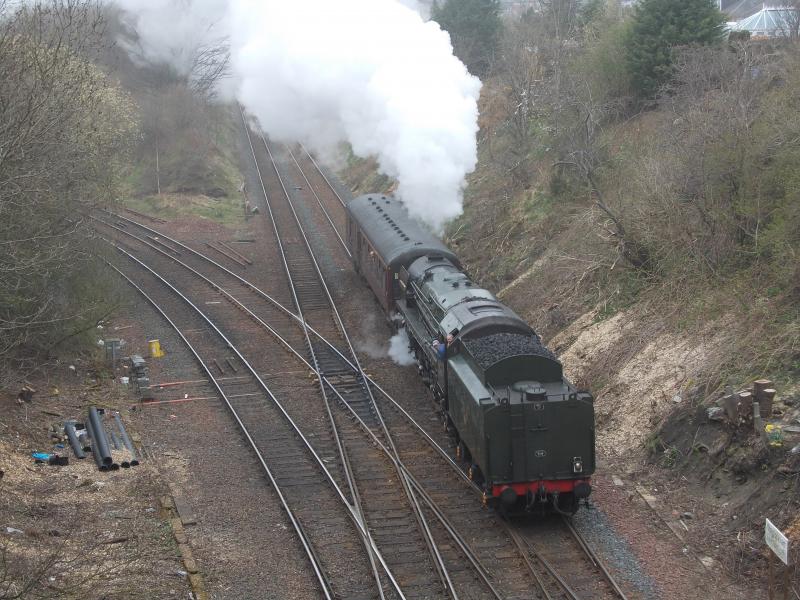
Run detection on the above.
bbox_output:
[346,193,594,513]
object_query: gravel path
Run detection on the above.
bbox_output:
[115,293,321,600]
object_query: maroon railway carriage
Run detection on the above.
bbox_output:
[346,193,459,312]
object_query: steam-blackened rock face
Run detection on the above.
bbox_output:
[463,333,559,370]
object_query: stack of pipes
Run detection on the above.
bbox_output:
[63,407,140,471]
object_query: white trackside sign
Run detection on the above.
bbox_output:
[765,518,790,565]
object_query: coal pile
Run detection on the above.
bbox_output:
[463,332,559,369]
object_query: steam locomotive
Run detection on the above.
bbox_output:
[346,194,594,513]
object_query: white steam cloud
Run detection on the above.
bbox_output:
[115,0,230,76]
[114,0,480,230]
[388,328,416,367]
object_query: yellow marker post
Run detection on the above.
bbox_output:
[148,339,165,358]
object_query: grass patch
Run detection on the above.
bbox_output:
[124,192,245,227]
[522,188,556,221]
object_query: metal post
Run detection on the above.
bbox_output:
[770,553,775,600]
[105,338,121,366]
[783,563,789,600]
[155,135,161,196]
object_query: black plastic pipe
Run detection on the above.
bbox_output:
[88,407,113,466]
[106,414,130,467]
[85,419,109,472]
[113,412,139,466]
[110,429,121,451]
[64,421,86,459]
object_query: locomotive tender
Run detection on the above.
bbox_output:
[346,193,595,513]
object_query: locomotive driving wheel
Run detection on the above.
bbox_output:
[456,440,470,463]
[442,413,453,434]
[468,463,483,485]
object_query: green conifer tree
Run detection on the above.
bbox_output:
[431,0,501,77]
[624,0,726,99]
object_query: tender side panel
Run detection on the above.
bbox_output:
[448,355,489,468]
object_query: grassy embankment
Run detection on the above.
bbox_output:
[123,102,246,228]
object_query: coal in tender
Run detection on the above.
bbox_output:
[463,332,559,369]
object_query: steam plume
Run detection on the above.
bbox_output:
[388,329,416,367]
[115,0,480,230]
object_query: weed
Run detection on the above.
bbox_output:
[661,446,682,468]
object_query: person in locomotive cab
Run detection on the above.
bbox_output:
[432,335,454,361]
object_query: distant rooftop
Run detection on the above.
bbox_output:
[496,0,794,24]
[731,5,799,37]
[498,0,778,19]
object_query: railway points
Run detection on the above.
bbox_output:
[90,118,632,599]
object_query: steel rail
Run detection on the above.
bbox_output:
[240,112,458,600]
[504,526,579,600]
[238,110,387,599]
[105,262,335,600]
[285,145,350,258]
[242,111,458,600]
[96,221,501,598]
[97,209,464,485]
[97,213,592,597]
[96,211,618,598]
[247,115,456,598]
[563,518,628,600]
[298,143,348,208]
[105,242,406,600]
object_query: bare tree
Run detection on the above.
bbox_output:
[188,38,230,98]
[0,0,137,368]
[116,6,230,100]
[773,3,800,40]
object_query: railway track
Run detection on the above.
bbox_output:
[97,224,499,597]
[96,211,628,600]
[264,142,632,600]
[102,246,390,600]
[244,113,495,599]
[93,120,630,598]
